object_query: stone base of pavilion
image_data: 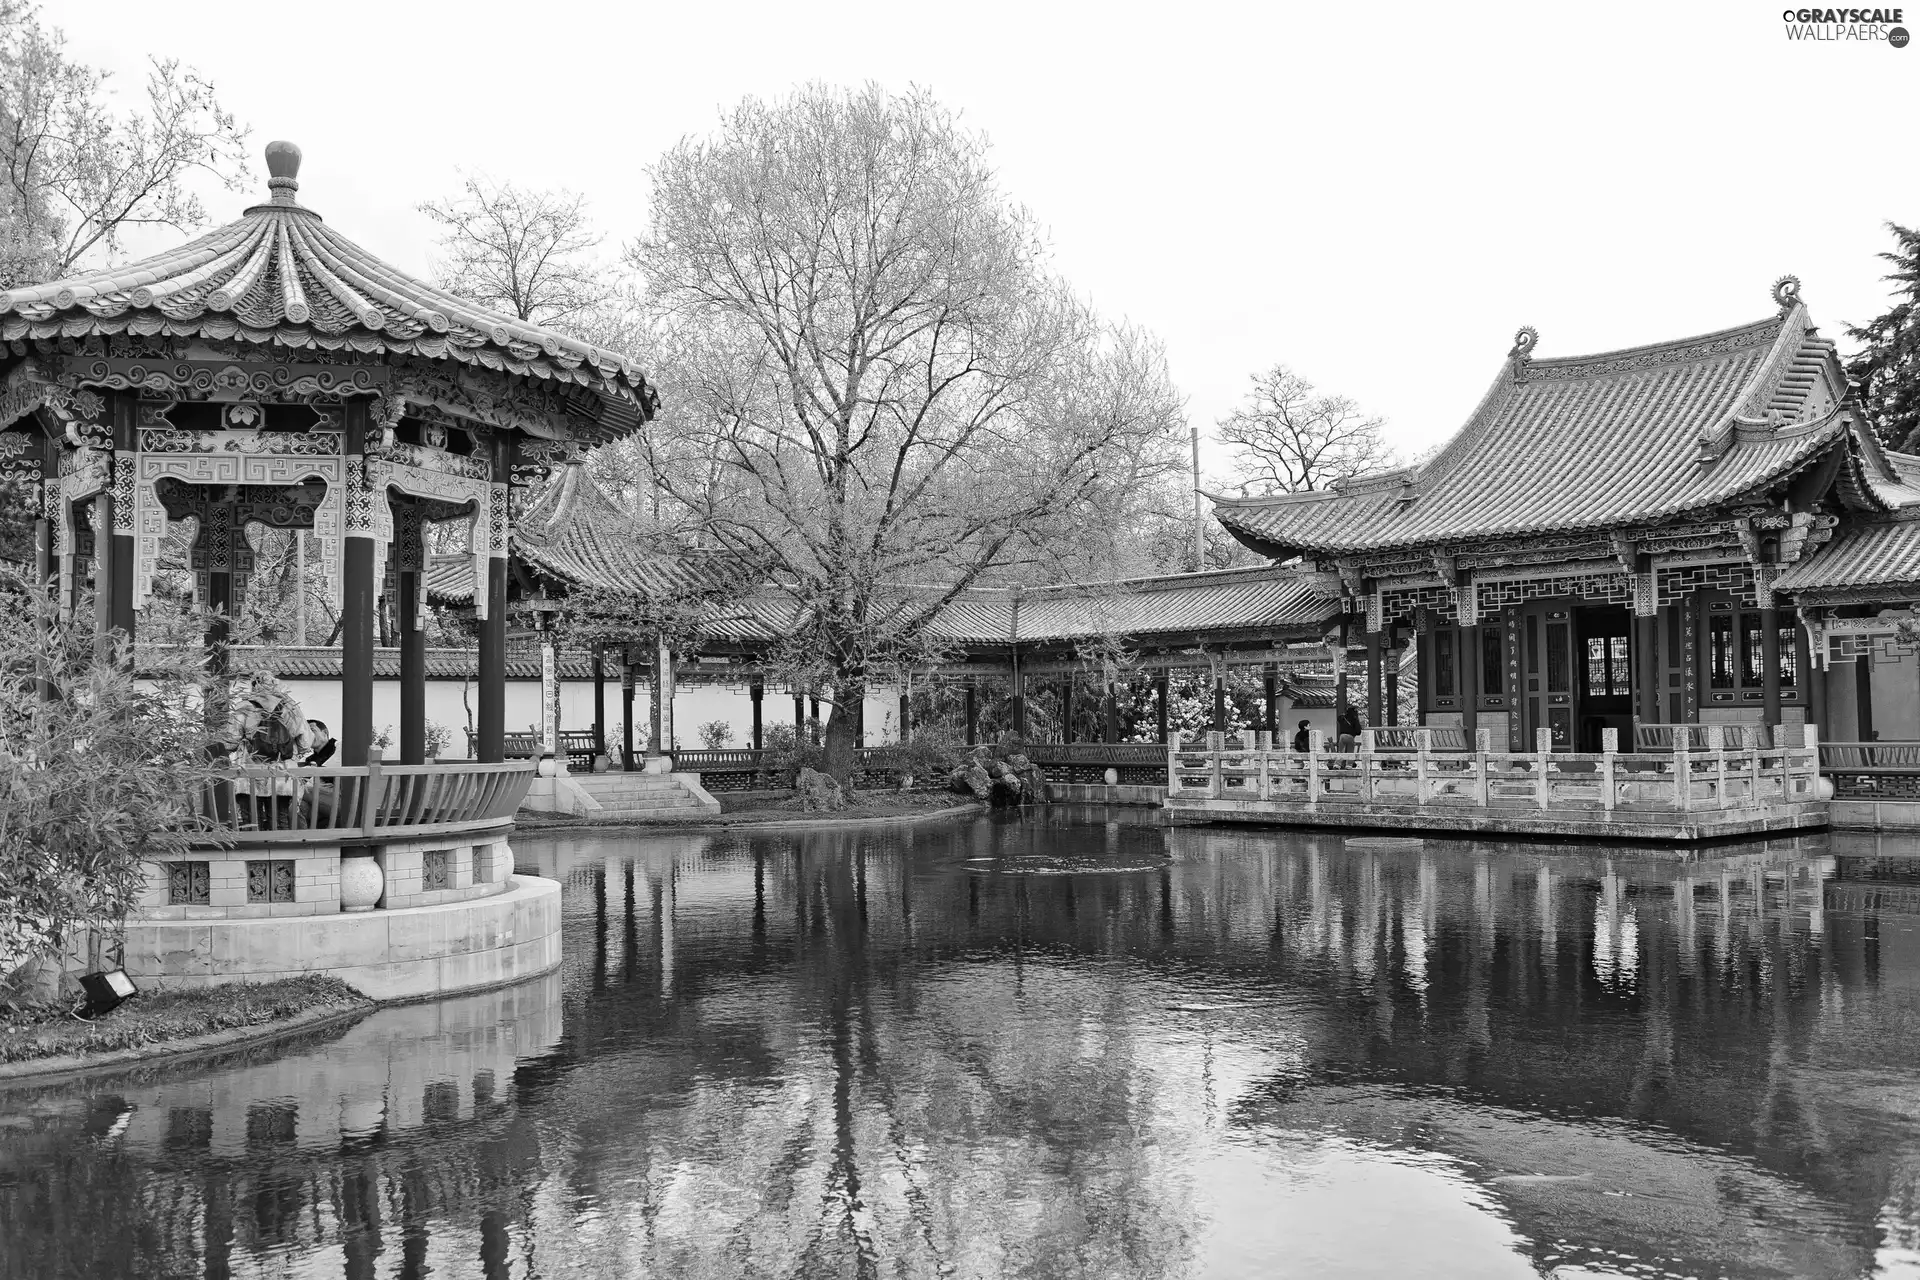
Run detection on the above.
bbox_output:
[1164,730,1831,845]
[117,761,562,1002]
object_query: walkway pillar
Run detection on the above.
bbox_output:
[1263,663,1278,734]
[750,680,764,750]
[622,661,637,769]
[1105,663,1121,743]
[648,636,674,757]
[965,680,979,745]
[1211,657,1227,734]
[1856,656,1875,741]
[1366,633,1383,727]
[1334,619,1350,716]
[1011,653,1027,739]
[1063,673,1076,743]
[539,623,565,774]
[1155,671,1169,744]
[477,432,510,763]
[793,689,806,742]
[1760,602,1783,728]
[90,493,112,655]
[340,398,376,766]
[1385,648,1400,726]
[809,695,821,745]
[897,684,910,743]
[592,644,607,759]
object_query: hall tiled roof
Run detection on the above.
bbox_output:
[929,565,1334,644]
[1216,295,1868,558]
[0,142,655,443]
[1775,518,1920,595]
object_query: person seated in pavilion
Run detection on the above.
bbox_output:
[230,673,316,830]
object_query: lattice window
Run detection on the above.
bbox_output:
[246,859,295,903]
[422,850,449,892]
[168,861,210,905]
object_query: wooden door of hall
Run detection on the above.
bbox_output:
[1518,600,1577,751]
[1577,605,1634,752]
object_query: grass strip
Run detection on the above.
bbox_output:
[0,974,370,1065]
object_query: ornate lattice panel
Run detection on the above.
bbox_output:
[168,861,211,905]
[246,859,296,903]
[1658,564,1756,608]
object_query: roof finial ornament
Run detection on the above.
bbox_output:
[1772,274,1802,313]
[264,140,301,204]
[1509,325,1538,361]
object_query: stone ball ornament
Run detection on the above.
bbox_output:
[339,854,384,913]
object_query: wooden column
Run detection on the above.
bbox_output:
[1636,612,1659,725]
[1366,633,1383,727]
[1856,656,1876,741]
[340,399,376,766]
[1808,638,1828,740]
[750,680,765,751]
[1385,649,1400,726]
[622,662,637,769]
[1011,652,1027,739]
[91,493,112,654]
[477,432,510,763]
[398,511,426,764]
[1211,658,1227,734]
[1063,673,1076,743]
[1263,664,1278,734]
[1105,670,1121,743]
[854,693,866,748]
[592,645,607,758]
[107,392,135,650]
[1461,624,1480,736]
[1760,603,1783,728]
[897,686,910,744]
[793,689,807,742]
[1335,619,1351,715]
[809,695,821,745]
[964,680,978,746]
[1155,671,1169,744]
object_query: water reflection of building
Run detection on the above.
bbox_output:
[10,820,1920,1278]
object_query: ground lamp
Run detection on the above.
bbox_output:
[79,969,139,1017]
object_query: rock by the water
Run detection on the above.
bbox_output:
[795,767,847,812]
[950,764,993,800]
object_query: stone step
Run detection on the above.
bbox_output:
[593,798,710,812]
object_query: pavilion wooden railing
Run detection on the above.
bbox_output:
[196,760,538,845]
[1166,726,1824,814]
[1818,742,1920,798]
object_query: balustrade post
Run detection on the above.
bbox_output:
[1416,728,1432,804]
[1474,728,1491,806]
[1674,732,1693,811]
[1601,727,1617,812]
[1208,730,1224,798]
[1256,729,1272,799]
[1535,727,1552,809]
[1307,730,1323,808]
[1359,728,1375,802]
[1803,724,1821,800]
[1166,731,1181,796]
[1707,724,1726,808]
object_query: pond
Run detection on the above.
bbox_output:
[3,808,1920,1279]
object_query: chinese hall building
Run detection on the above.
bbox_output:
[1212,277,1920,749]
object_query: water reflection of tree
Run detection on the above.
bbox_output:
[10,826,1920,1278]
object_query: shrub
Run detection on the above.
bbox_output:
[0,584,230,1002]
[697,719,734,749]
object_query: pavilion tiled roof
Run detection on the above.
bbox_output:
[1215,294,1875,559]
[0,142,655,443]
[1775,518,1920,595]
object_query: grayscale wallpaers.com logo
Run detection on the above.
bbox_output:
[1781,6,1909,41]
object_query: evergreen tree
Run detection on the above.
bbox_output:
[1847,221,1920,451]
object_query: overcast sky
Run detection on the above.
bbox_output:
[54,0,1918,479]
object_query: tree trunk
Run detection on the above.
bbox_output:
[822,686,863,785]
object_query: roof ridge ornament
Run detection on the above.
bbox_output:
[1772,274,1801,313]
[1509,325,1538,361]
[264,140,302,205]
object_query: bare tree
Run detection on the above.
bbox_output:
[419,174,612,328]
[1216,364,1393,493]
[628,83,1185,779]
[0,2,250,287]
